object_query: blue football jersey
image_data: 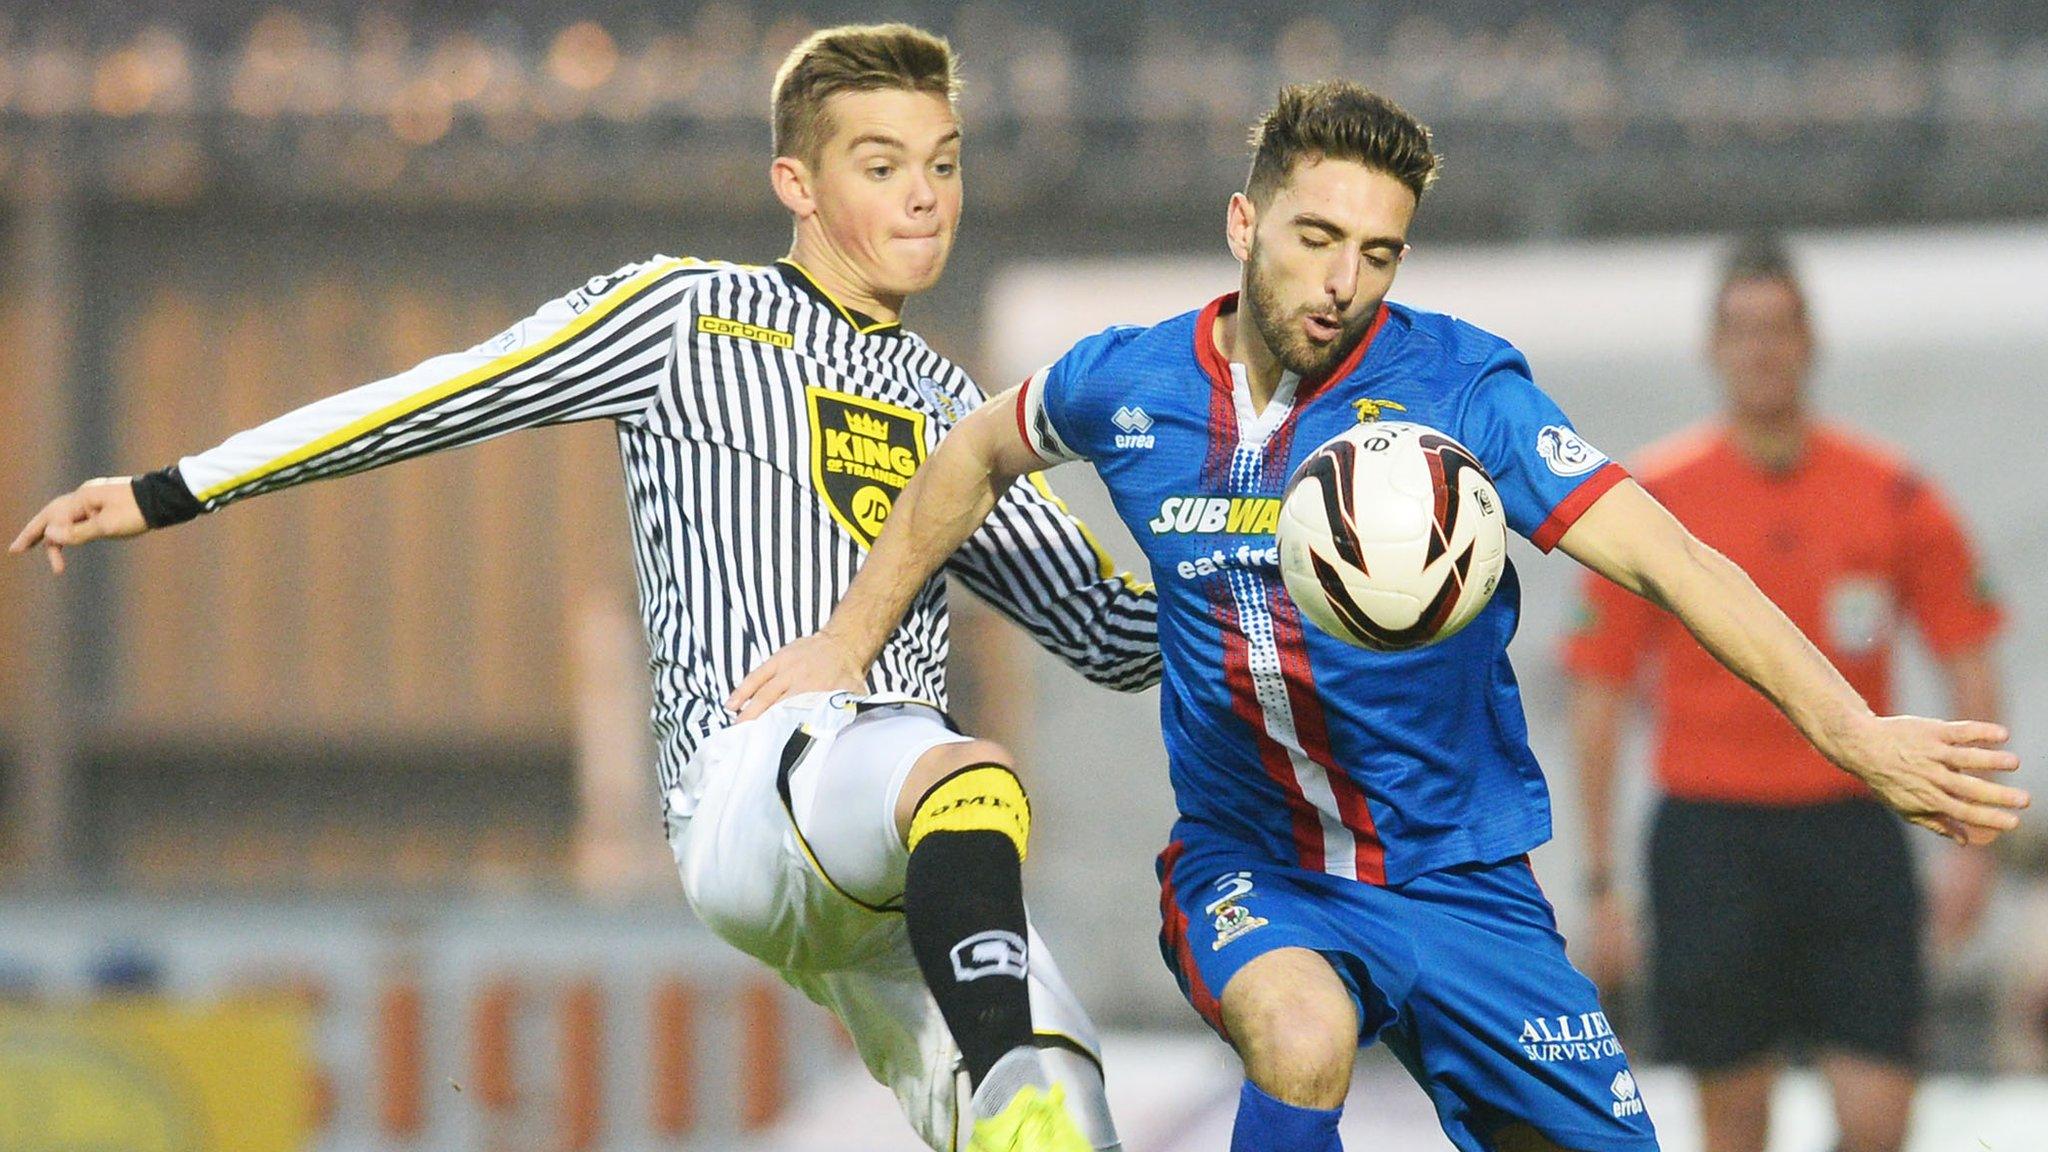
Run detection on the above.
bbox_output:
[1017,294,1627,884]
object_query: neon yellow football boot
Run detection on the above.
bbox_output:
[966,1084,1093,1152]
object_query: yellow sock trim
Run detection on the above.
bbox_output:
[907,765,1031,861]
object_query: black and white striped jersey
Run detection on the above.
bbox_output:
[161,256,1160,812]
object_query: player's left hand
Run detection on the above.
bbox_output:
[728,631,868,722]
[1832,715,2027,845]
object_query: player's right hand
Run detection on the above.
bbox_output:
[728,631,869,722]
[9,477,150,574]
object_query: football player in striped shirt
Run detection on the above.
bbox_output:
[13,24,1148,1152]
[738,82,2026,1152]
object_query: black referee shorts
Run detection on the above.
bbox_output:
[1647,794,1924,1071]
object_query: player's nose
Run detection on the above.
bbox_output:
[1327,250,1360,309]
[905,170,938,214]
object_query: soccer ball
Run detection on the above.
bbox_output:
[1276,421,1508,651]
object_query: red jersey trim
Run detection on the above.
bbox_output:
[1267,585,1388,884]
[1012,376,1033,452]
[1195,295,1240,489]
[1193,293,1238,391]
[1011,369,1068,466]
[1211,583,1324,869]
[1531,461,1629,553]
[1190,295,1391,399]
[1157,841,1228,1038]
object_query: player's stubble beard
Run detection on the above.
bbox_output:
[1244,242,1377,381]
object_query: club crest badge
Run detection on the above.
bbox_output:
[913,375,966,425]
[1351,397,1407,423]
[1205,871,1268,950]
[1211,900,1269,950]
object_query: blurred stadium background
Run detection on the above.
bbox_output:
[1,2,2044,1149]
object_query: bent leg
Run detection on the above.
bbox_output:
[1022,922,1121,1150]
[791,703,1115,1146]
[1221,946,1359,1108]
[1219,946,1356,1152]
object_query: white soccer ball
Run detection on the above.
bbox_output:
[1276,421,1508,651]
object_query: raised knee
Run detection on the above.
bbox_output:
[927,738,1016,776]
[1231,984,1356,1106]
[905,755,1030,861]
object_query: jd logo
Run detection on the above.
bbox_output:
[850,487,892,538]
[807,387,928,548]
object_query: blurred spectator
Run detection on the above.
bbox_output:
[1562,233,2007,1152]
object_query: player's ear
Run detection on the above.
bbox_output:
[1226,192,1256,263]
[771,155,817,220]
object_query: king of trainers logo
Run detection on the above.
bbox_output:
[1517,1012,1622,1062]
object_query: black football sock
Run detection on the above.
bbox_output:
[903,827,1035,1088]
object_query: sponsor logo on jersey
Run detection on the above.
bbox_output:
[1113,405,1157,448]
[1176,542,1281,580]
[1148,495,1282,536]
[1205,871,1269,950]
[1536,424,1607,477]
[1351,397,1407,422]
[695,314,796,349]
[807,388,927,548]
[1517,1012,1624,1063]
[1610,1069,1644,1118]
[949,930,1029,982]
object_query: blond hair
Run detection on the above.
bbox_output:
[771,23,960,165]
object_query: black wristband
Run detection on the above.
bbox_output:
[131,466,203,528]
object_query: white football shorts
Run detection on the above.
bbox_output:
[666,691,1118,1150]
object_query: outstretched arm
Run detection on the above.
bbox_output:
[10,257,701,574]
[1557,478,2027,844]
[729,383,1051,718]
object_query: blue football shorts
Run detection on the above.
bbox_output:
[1157,835,1660,1152]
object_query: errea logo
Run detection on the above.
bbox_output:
[1113,405,1156,449]
[1610,1069,1644,1118]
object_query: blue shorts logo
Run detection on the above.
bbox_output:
[1205,871,1269,950]
[1610,1069,1644,1118]
[1518,1011,1623,1062]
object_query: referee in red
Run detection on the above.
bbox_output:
[1563,234,2006,1152]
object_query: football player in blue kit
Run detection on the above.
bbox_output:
[733,83,2027,1151]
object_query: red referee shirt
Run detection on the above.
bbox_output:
[1562,422,2005,805]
